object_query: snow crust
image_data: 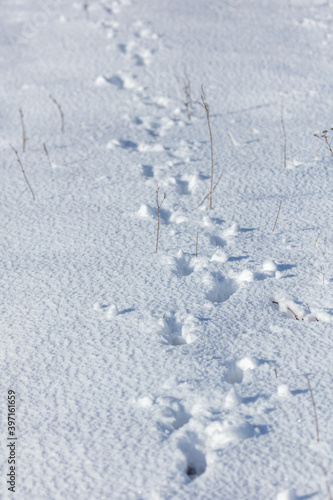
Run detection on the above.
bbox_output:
[1,0,333,498]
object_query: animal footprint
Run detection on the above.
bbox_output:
[93,302,118,319]
[178,433,207,479]
[158,312,199,345]
[156,397,191,430]
[204,272,239,303]
[171,250,194,277]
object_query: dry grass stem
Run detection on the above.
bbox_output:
[272,200,282,232]
[314,233,320,247]
[43,143,52,168]
[305,374,320,442]
[84,0,90,21]
[320,465,333,500]
[196,171,223,210]
[50,95,65,134]
[183,68,193,121]
[273,300,319,321]
[19,108,28,153]
[10,144,35,201]
[156,183,166,253]
[201,84,214,209]
[314,129,333,156]
[281,109,287,168]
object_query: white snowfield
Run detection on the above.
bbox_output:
[1,0,333,498]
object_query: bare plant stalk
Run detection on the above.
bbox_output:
[272,300,303,321]
[314,233,320,247]
[156,184,166,253]
[50,95,65,134]
[320,465,333,500]
[19,108,28,153]
[281,109,287,168]
[290,145,294,166]
[308,305,319,322]
[183,67,193,120]
[201,85,214,209]
[196,171,223,210]
[306,374,320,442]
[272,200,282,232]
[84,0,90,21]
[314,129,333,156]
[10,144,35,201]
[274,368,278,378]
[43,143,52,168]
[195,231,198,257]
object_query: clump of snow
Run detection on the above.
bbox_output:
[237,269,254,282]
[277,384,291,398]
[237,357,259,371]
[211,249,228,263]
[137,203,156,218]
[105,304,118,319]
[263,259,277,272]
[137,396,154,408]
[94,75,108,87]
[276,489,297,500]
[222,222,239,238]
[152,96,170,107]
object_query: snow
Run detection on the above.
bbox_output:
[1,0,333,498]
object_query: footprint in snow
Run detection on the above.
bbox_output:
[165,173,201,195]
[209,222,239,248]
[204,272,239,304]
[93,302,118,319]
[95,73,141,91]
[167,250,194,277]
[178,434,207,480]
[157,312,200,346]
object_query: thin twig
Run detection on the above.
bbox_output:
[320,465,333,500]
[195,171,223,210]
[10,144,35,201]
[281,109,287,168]
[287,306,302,320]
[84,0,90,21]
[308,305,319,322]
[314,130,333,156]
[156,184,166,253]
[19,108,28,153]
[183,66,193,121]
[306,374,320,442]
[201,85,214,209]
[43,143,52,168]
[50,95,65,134]
[195,231,198,257]
[273,300,301,320]
[314,233,320,247]
[272,200,282,232]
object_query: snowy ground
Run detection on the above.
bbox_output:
[1,0,333,498]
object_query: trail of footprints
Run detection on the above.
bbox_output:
[136,356,270,481]
[92,0,330,486]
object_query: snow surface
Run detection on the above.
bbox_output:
[1,0,333,498]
